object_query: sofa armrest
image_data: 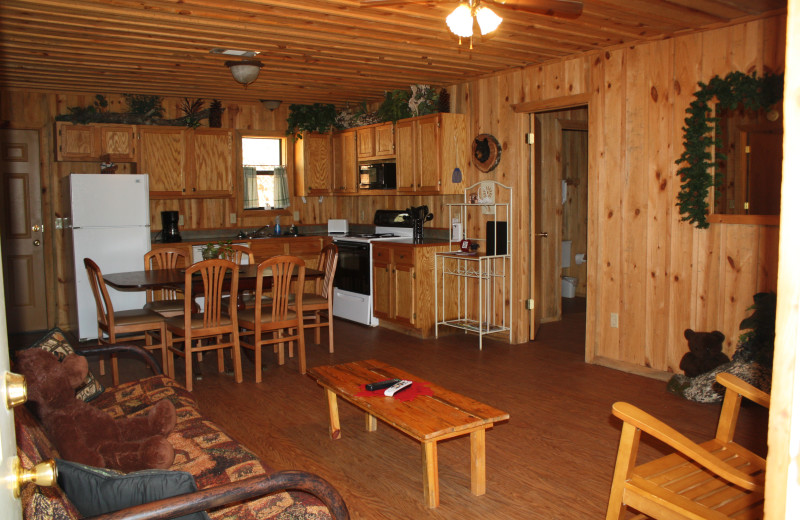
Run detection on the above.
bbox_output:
[74,344,162,376]
[84,471,349,520]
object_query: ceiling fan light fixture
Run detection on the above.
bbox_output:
[476,6,502,35]
[225,59,263,87]
[446,3,474,38]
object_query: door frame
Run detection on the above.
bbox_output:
[518,95,592,343]
[0,126,54,333]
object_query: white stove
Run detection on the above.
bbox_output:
[330,211,414,326]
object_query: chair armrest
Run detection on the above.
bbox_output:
[716,372,770,408]
[85,470,349,520]
[612,402,764,492]
[74,343,162,376]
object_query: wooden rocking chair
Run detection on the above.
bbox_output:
[606,372,769,520]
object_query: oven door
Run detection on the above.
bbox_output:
[333,240,371,295]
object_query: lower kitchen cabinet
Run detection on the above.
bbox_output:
[372,242,449,337]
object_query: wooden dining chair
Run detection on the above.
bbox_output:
[606,372,769,520]
[296,244,338,353]
[165,258,243,392]
[84,258,167,385]
[238,256,306,381]
[220,244,254,265]
[143,247,188,318]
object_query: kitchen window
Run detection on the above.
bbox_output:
[242,136,288,210]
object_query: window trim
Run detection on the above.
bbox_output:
[236,130,293,220]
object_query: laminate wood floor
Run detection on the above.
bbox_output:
[87,311,768,520]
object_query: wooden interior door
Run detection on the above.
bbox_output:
[0,129,48,333]
[530,116,542,340]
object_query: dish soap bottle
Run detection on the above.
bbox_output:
[274,216,281,236]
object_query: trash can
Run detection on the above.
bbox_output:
[561,276,577,298]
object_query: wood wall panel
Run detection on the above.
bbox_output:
[0,14,784,376]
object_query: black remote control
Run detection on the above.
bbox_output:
[365,378,401,391]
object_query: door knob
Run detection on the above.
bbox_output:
[13,458,57,497]
[5,371,26,409]
[33,240,41,247]
[535,232,548,238]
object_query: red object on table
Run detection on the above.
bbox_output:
[356,381,434,402]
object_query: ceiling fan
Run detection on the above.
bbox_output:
[361,0,583,45]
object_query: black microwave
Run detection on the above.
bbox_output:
[359,162,396,190]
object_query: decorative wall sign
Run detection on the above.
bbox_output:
[472,134,501,173]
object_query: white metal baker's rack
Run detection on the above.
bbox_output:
[435,180,512,349]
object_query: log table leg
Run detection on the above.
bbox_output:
[325,388,341,440]
[470,428,486,496]
[422,440,439,508]
[365,413,377,432]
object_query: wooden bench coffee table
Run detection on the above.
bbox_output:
[307,359,509,508]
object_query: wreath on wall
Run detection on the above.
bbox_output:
[675,71,783,228]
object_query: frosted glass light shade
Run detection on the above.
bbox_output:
[446,4,474,38]
[225,59,263,86]
[476,6,502,35]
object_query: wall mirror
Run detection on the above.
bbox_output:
[713,104,782,217]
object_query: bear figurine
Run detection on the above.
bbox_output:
[16,348,177,472]
[679,329,730,378]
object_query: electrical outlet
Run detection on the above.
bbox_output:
[293,211,300,221]
[229,213,237,224]
[178,215,184,226]
[610,313,619,328]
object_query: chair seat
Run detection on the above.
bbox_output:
[239,308,298,326]
[112,308,165,326]
[298,293,327,306]
[144,299,184,314]
[165,313,233,332]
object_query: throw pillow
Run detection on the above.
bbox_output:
[55,459,210,520]
[28,327,104,401]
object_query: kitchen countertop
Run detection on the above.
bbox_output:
[376,237,453,246]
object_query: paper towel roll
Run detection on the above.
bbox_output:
[575,253,586,264]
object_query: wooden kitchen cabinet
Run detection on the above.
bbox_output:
[356,122,394,160]
[332,129,357,194]
[372,242,450,336]
[56,122,136,162]
[395,113,467,194]
[294,132,333,196]
[139,127,234,198]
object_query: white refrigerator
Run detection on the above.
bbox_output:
[70,174,151,340]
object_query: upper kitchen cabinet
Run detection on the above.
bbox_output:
[294,132,332,196]
[139,127,234,198]
[55,122,137,162]
[332,129,357,194]
[356,122,394,160]
[395,113,466,194]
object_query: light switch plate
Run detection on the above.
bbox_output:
[178,215,184,226]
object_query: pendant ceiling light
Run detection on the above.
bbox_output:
[225,59,263,87]
[446,0,502,47]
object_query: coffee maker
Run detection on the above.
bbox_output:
[161,211,181,242]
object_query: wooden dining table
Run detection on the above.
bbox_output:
[103,264,323,310]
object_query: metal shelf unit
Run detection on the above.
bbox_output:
[435,181,512,349]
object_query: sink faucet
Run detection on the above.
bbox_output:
[252,225,271,237]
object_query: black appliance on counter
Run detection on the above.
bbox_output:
[359,162,396,190]
[405,205,434,242]
[161,210,181,242]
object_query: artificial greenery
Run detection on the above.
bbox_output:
[57,95,109,124]
[180,98,205,128]
[286,103,339,139]
[208,99,223,128]
[123,94,164,119]
[675,71,783,228]
[201,240,235,260]
[734,292,776,368]
[376,89,412,122]
[408,84,439,117]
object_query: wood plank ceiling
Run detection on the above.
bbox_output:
[0,0,786,106]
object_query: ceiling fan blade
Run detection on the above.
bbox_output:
[484,0,583,19]
[359,0,432,6]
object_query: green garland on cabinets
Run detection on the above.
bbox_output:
[675,71,783,228]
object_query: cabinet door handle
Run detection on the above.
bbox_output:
[536,232,548,238]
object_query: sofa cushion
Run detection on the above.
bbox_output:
[55,459,210,520]
[28,327,104,401]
